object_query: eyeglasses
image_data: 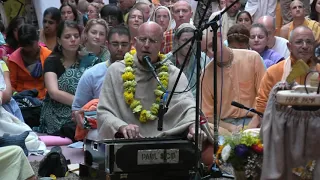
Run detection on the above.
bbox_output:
[135,37,160,44]
[110,42,130,48]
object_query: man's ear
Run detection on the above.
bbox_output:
[106,40,109,49]
[133,37,137,47]
[287,42,291,52]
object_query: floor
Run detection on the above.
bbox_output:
[28,145,84,164]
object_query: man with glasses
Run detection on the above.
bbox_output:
[248,26,317,129]
[97,22,205,143]
[72,26,131,138]
[257,16,290,59]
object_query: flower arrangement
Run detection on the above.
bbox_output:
[216,130,263,179]
[122,49,168,123]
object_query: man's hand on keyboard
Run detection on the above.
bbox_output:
[119,124,144,139]
[187,124,207,142]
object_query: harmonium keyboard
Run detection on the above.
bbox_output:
[83,136,197,179]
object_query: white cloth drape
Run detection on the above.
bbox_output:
[244,0,277,23]
[0,107,46,152]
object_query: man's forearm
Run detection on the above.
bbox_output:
[207,117,237,133]
[248,115,261,129]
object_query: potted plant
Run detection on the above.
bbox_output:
[216,130,263,180]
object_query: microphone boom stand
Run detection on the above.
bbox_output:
[163,0,239,179]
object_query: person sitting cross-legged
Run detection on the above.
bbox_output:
[72,26,132,140]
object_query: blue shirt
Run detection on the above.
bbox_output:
[72,62,108,110]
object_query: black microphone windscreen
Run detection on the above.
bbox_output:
[143,55,151,62]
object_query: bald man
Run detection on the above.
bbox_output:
[280,0,320,44]
[162,0,193,53]
[249,26,317,128]
[280,0,310,25]
[257,16,290,59]
[97,22,203,141]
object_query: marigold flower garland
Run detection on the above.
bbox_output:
[122,49,168,123]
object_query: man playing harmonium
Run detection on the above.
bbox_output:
[97,22,206,143]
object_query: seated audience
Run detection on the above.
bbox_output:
[72,26,131,137]
[257,16,290,59]
[0,16,26,60]
[249,26,317,128]
[8,24,51,100]
[244,0,277,22]
[210,0,241,41]
[168,23,209,97]
[126,8,144,43]
[100,4,124,29]
[280,0,320,44]
[249,23,284,68]
[39,8,61,51]
[0,60,24,121]
[60,3,78,22]
[79,19,109,69]
[309,0,320,23]
[118,0,136,23]
[226,24,250,49]
[163,1,193,54]
[201,15,266,133]
[0,146,36,180]
[134,2,152,22]
[87,2,103,20]
[150,6,172,32]
[60,0,78,7]
[236,11,253,30]
[39,20,82,135]
[159,0,178,8]
[77,0,90,26]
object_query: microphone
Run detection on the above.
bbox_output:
[231,101,263,117]
[199,110,215,145]
[143,55,162,84]
[143,55,168,131]
[157,97,168,131]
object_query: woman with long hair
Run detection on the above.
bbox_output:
[0,16,26,59]
[39,20,82,135]
[126,8,144,42]
[310,0,320,22]
[236,11,253,30]
[79,18,109,69]
[39,7,61,50]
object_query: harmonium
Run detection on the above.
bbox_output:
[80,136,198,180]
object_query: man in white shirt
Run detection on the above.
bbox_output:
[257,16,290,59]
[210,0,241,41]
[244,0,277,22]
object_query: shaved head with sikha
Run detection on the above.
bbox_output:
[287,26,315,62]
[134,22,164,63]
